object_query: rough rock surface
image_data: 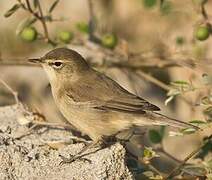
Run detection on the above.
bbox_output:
[0,105,133,180]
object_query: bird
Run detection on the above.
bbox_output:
[29,47,199,163]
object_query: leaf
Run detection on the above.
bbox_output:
[182,164,206,176]
[165,95,174,106]
[148,129,162,144]
[196,137,212,159]
[180,128,197,134]
[143,171,154,178]
[16,17,37,36]
[172,80,189,85]
[49,0,60,13]
[203,106,212,117]
[143,147,159,160]
[167,89,180,96]
[189,120,206,125]
[4,4,21,18]
[201,96,212,105]
[169,131,183,137]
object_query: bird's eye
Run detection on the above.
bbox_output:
[52,61,63,69]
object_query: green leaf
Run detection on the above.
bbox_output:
[189,120,206,125]
[16,17,37,36]
[180,128,197,134]
[4,4,21,18]
[171,80,189,86]
[49,0,60,13]
[148,129,162,144]
[143,147,159,160]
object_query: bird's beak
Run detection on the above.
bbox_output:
[28,58,43,64]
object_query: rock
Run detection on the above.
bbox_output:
[0,105,133,180]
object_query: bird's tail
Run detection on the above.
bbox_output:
[133,111,200,130]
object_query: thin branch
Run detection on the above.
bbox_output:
[166,137,212,179]
[135,70,194,106]
[17,0,56,46]
[87,0,100,43]
[136,71,171,91]
[36,0,50,43]
[200,1,208,20]
[0,78,19,104]
[32,120,73,130]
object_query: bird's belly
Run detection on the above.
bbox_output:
[55,98,132,140]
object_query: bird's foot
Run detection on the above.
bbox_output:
[59,154,91,165]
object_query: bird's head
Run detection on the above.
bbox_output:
[29,48,89,83]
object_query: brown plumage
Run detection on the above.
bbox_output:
[29,48,199,142]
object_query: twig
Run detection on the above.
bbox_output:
[156,145,182,164]
[166,137,212,179]
[32,120,73,130]
[126,149,164,178]
[36,0,54,45]
[17,0,56,46]
[200,0,208,20]
[87,0,100,43]
[0,78,19,104]
[135,70,194,106]
[136,71,171,91]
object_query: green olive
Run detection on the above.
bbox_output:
[101,34,117,49]
[195,26,210,41]
[20,27,37,42]
[58,31,74,44]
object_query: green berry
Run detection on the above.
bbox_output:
[20,27,37,42]
[101,34,117,49]
[195,26,210,41]
[142,0,157,8]
[76,22,89,34]
[58,31,74,44]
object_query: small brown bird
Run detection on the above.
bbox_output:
[29,48,198,162]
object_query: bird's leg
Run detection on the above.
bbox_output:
[59,139,105,164]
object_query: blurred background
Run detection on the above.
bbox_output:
[0,0,212,179]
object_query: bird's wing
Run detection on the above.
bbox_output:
[66,70,160,114]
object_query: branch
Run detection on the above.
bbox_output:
[87,0,100,43]
[17,0,57,46]
[166,136,212,179]
[0,78,19,104]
